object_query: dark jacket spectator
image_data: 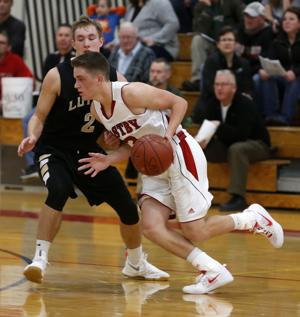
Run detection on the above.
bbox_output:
[203,93,270,147]
[270,30,300,76]
[181,0,245,91]
[197,70,270,211]
[0,0,26,57]
[258,7,300,124]
[202,50,253,101]
[237,2,276,74]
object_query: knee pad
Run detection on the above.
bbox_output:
[117,201,140,225]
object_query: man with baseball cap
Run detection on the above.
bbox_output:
[243,1,265,18]
[236,1,275,77]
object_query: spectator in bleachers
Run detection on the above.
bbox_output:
[0,0,26,57]
[124,0,179,61]
[109,22,155,83]
[42,24,75,77]
[87,0,125,52]
[170,0,197,33]
[21,24,74,180]
[181,0,245,91]
[0,31,33,115]
[236,2,276,109]
[192,26,253,123]
[258,6,300,125]
[263,0,292,31]
[197,70,271,211]
[236,2,275,76]
[149,58,182,96]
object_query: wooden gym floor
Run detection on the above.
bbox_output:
[0,189,299,317]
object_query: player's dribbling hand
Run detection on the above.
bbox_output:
[78,152,110,177]
[17,136,37,157]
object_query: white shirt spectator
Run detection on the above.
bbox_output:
[117,42,142,75]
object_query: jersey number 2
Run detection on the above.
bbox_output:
[81,113,95,133]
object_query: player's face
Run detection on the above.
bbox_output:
[149,62,169,87]
[74,67,99,100]
[282,12,300,34]
[73,25,104,56]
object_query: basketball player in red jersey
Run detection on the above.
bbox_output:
[72,51,284,294]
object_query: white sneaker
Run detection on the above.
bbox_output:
[23,258,48,284]
[183,264,234,294]
[122,253,170,281]
[183,294,233,316]
[245,203,284,248]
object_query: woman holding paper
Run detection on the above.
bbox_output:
[259,6,300,125]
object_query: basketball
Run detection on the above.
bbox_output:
[131,134,174,176]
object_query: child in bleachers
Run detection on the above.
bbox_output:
[87,0,125,52]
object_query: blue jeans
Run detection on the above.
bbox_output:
[22,108,35,167]
[259,75,300,124]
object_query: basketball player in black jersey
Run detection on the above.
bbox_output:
[17,16,169,284]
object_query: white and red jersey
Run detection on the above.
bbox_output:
[93,81,213,222]
[93,82,182,146]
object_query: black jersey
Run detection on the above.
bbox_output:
[38,59,117,150]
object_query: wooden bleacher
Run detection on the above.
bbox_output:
[186,125,300,209]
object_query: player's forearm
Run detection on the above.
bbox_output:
[28,114,44,141]
[107,144,131,164]
[166,99,188,138]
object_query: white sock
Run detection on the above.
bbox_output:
[127,246,143,266]
[230,211,256,230]
[33,240,51,261]
[187,247,221,271]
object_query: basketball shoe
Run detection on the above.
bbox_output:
[122,253,170,280]
[23,257,48,284]
[183,294,233,316]
[183,264,234,294]
[245,203,284,248]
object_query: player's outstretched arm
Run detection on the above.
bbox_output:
[78,144,131,177]
[122,83,188,139]
[18,68,60,157]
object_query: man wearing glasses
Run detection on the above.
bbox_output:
[197,70,271,211]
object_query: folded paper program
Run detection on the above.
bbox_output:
[259,56,286,77]
[194,119,220,143]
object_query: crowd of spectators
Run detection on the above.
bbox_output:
[2,0,300,210]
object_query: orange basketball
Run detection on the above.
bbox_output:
[131,134,174,176]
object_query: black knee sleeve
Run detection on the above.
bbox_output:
[116,200,140,225]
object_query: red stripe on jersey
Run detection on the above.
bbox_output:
[177,131,199,181]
